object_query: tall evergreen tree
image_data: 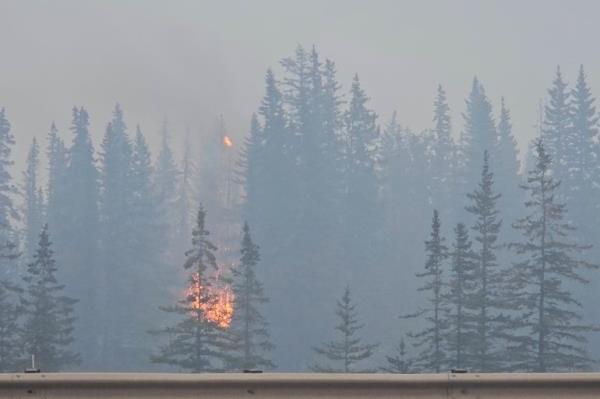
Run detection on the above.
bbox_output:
[155,120,180,259]
[226,222,274,371]
[21,224,79,371]
[458,78,497,198]
[174,130,195,262]
[568,65,599,242]
[151,206,226,372]
[45,123,68,248]
[62,106,100,368]
[494,98,522,229]
[430,85,455,222]
[130,126,170,369]
[98,104,136,368]
[464,151,505,371]
[508,139,598,371]
[0,109,22,372]
[0,108,19,278]
[542,66,572,176]
[445,223,477,370]
[311,286,378,372]
[407,210,448,373]
[342,74,381,279]
[244,69,302,369]
[239,114,265,230]
[22,138,43,261]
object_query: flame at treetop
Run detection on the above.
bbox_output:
[223,135,233,148]
[186,272,234,329]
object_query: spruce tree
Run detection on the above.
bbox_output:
[127,126,167,368]
[430,85,455,223]
[0,109,21,372]
[244,68,299,369]
[568,65,599,242]
[381,337,411,373]
[342,74,381,282]
[0,279,20,372]
[542,66,572,177]
[508,139,598,371]
[21,224,79,371]
[0,108,19,277]
[155,120,180,260]
[494,98,522,230]
[239,114,265,231]
[226,222,274,371]
[458,78,497,198]
[445,223,477,370]
[98,104,136,368]
[46,123,68,248]
[407,210,448,373]
[62,106,100,367]
[151,206,227,372]
[174,130,195,262]
[311,286,378,372]
[464,151,505,371]
[23,138,43,261]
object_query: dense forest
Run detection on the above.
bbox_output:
[0,45,598,372]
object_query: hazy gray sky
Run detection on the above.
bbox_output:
[1,0,599,172]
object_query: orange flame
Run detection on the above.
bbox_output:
[186,273,234,328]
[223,135,233,148]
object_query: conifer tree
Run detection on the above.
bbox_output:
[0,109,21,372]
[381,337,411,373]
[226,222,274,371]
[0,279,20,372]
[430,85,455,221]
[568,65,599,241]
[46,123,67,246]
[0,108,19,274]
[175,130,195,261]
[151,206,226,372]
[23,138,43,261]
[407,210,448,373]
[62,106,100,367]
[445,223,477,370]
[464,151,505,371]
[21,224,79,371]
[494,98,522,229]
[458,78,497,197]
[127,126,167,367]
[155,120,180,258]
[508,139,598,371]
[244,68,300,369]
[98,104,137,368]
[239,114,265,230]
[542,67,572,176]
[311,286,378,372]
[342,74,381,280]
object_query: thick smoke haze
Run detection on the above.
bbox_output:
[2,0,600,167]
[1,0,600,373]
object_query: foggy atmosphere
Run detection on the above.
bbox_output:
[2,0,600,384]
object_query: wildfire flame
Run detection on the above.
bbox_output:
[223,135,233,148]
[187,273,234,328]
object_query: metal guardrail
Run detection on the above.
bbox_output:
[0,372,599,398]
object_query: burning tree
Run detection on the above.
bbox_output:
[150,206,230,372]
[226,222,274,371]
[310,286,378,372]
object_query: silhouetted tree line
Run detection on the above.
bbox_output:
[0,45,597,372]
